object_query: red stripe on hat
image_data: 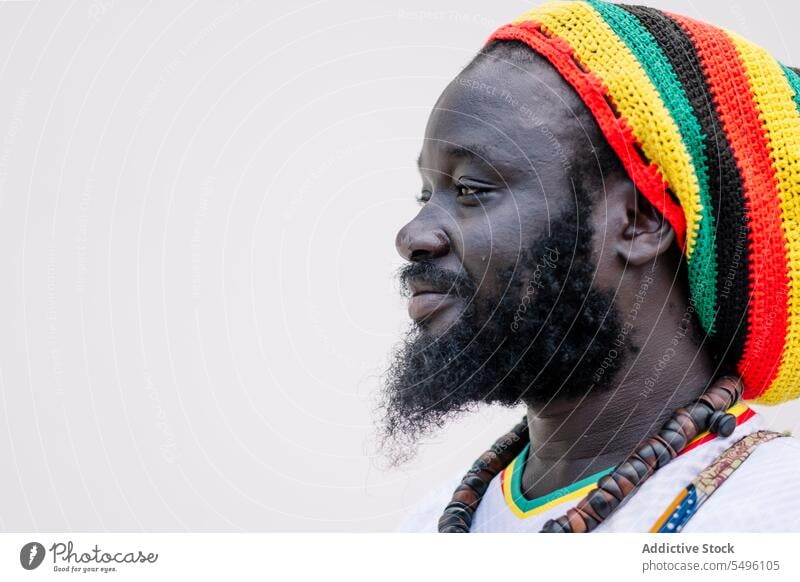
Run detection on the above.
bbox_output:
[670,13,789,400]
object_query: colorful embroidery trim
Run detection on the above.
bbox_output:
[501,402,754,519]
[650,429,788,532]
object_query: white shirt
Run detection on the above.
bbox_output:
[400,404,800,532]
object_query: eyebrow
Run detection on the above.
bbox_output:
[416,143,495,169]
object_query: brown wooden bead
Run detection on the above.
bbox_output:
[700,391,728,412]
[469,454,498,476]
[477,451,502,475]
[474,469,495,483]
[719,376,744,401]
[652,434,677,458]
[635,441,661,470]
[661,417,689,440]
[443,502,473,526]
[437,375,744,533]
[658,427,687,453]
[709,379,740,405]
[611,472,637,496]
[597,474,624,501]
[574,506,599,531]
[566,508,589,533]
[614,462,643,487]
[540,516,571,533]
[672,407,700,441]
[438,514,469,532]
[687,402,713,429]
[708,411,736,437]
[627,456,653,481]
[461,474,489,496]
[452,487,479,510]
[710,380,737,406]
[584,488,616,520]
[648,435,676,467]
[555,516,573,532]
[575,496,603,523]
[710,384,733,403]
[541,518,565,533]
[565,508,585,533]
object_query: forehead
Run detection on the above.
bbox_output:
[420,54,588,172]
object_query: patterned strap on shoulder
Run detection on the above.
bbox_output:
[649,430,789,532]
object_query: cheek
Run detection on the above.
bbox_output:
[460,208,536,300]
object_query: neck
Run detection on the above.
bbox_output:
[519,330,715,500]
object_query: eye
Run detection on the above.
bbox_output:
[455,179,493,204]
[456,183,484,197]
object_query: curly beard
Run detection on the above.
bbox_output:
[377,196,625,466]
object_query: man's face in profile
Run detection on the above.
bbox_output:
[379,45,626,462]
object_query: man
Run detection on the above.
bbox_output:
[380,0,800,532]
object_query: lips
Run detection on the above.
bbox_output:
[407,291,460,323]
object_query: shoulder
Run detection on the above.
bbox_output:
[683,433,800,532]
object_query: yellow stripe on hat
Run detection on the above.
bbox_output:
[728,30,800,404]
[513,1,703,257]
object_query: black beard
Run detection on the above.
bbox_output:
[378,200,626,465]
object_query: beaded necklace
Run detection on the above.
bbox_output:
[438,376,743,533]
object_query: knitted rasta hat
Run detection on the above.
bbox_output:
[486,0,800,405]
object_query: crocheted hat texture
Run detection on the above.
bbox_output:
[488,0,800,405]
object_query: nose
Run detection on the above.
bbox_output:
[395,212,451,262]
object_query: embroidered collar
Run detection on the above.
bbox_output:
[500,402,756,519]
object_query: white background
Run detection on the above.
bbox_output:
[0,0,799,532]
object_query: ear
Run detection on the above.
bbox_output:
[615,181,675,266]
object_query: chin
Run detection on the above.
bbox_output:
[414,300,469,336]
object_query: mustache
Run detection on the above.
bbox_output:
[397,261,477,299]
